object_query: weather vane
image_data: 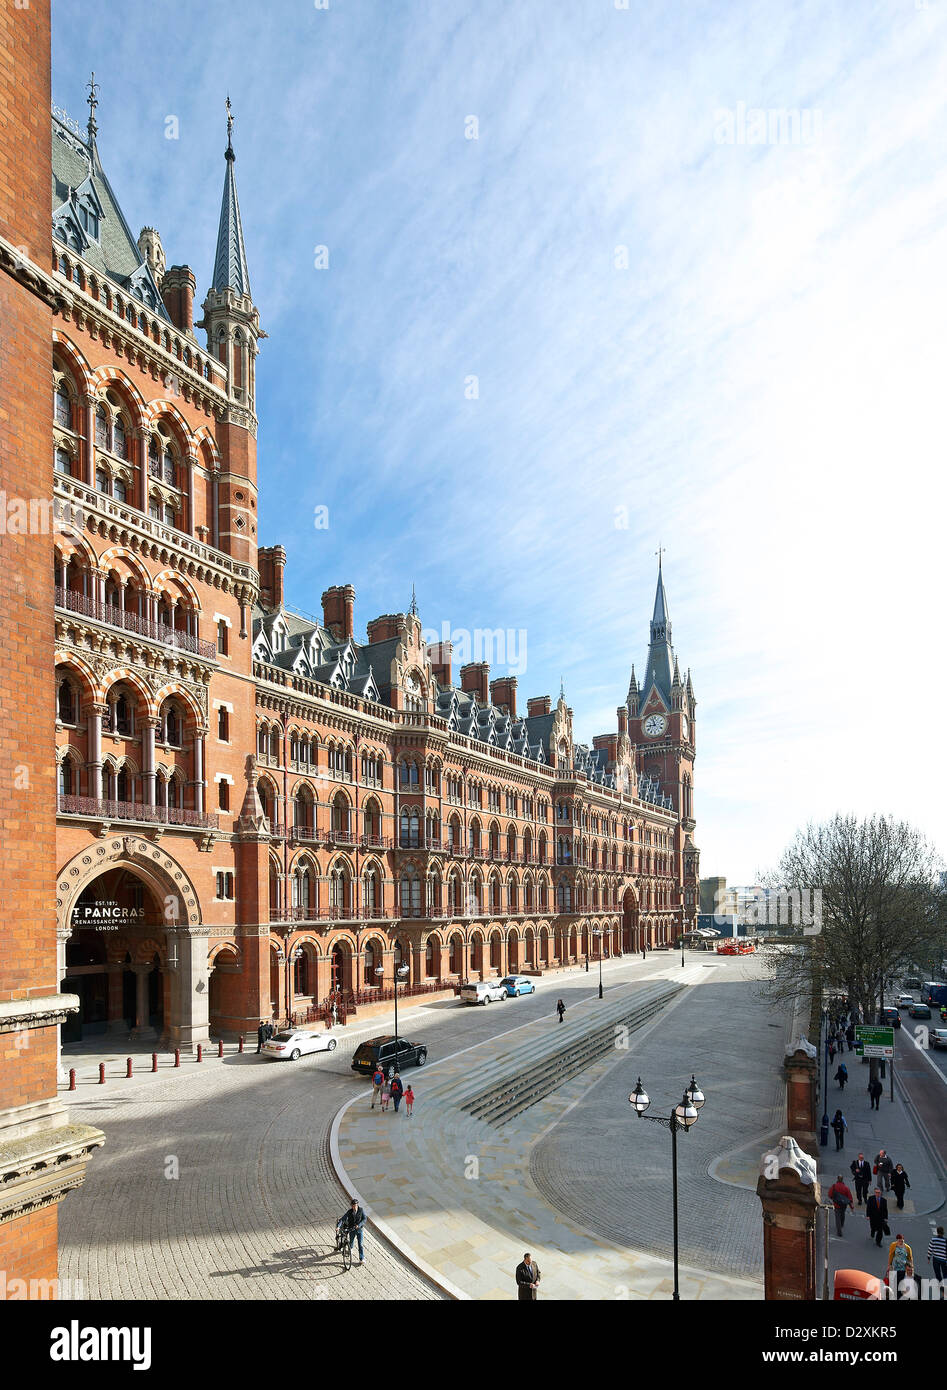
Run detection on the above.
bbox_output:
[86,71,99,140]
[226,94,234,152]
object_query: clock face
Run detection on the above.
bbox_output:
[643,714,667,737]
[681,715,689,740]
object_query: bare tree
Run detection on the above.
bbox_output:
[761,815,942,1030]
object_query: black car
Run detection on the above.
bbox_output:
[351,1035,428,1078]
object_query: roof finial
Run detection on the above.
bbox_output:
[655,543,665,572]
[86,71,99,144]
[559,675,565,701]
[409,584,418,617]
[225,94,235,161]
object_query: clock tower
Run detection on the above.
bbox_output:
[628,558,696,830]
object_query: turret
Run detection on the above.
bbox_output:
[197,98,263,575]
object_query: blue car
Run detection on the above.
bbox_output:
[499,975,536,997]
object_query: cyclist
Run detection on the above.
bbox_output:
[336,1197,366,1264]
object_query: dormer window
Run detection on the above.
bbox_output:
[78,202,99,240]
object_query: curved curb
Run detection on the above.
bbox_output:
[329,1091,467,1301]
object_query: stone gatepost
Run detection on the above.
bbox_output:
[784,1036,819,1159]
[757,1135,821,1300]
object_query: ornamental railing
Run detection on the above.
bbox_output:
[55,586,217,660]
[57,794,219,829]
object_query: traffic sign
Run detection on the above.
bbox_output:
[862,1044,893,1058]
[855,1025,894,1049]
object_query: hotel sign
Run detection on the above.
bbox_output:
[71,901,146,932]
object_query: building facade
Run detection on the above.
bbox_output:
[48,88,700,1047]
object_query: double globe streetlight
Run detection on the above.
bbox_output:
[629,1073,706,1301]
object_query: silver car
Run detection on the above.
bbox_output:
[460,980,507,1005]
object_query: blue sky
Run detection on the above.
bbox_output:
[52,0,947,881]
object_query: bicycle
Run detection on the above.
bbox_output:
[335,1220,353,1271]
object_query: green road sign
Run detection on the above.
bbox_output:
[855,1025,895,1048]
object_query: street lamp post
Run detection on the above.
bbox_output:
[820,1006,830,1147]
[593,927,604,1000]
[377,959,409,1038]
[629,1073,705,1300]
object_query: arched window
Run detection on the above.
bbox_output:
[57,678,78,723]
[58,758,74,796]
[363,867,380,914]
[400,869,421,916]
[95,404,109,450]
[162,701,183,746]
[113,415,127,459]
[55,447,72,476]
[55,381,72,428]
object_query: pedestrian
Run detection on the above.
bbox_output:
[641,947,646,961]
[390,1071,404,1113]
[890,1163,911,1210]
[874,1149,893,1192]
[515,1251,541,1301]
[827,1174,854,1237]
[846,1024,856,1048]
[370,1064,385,1109]
[380,1076,391,1112]
[850,1153,872,1205]
[865,1188,889,1248]
[868,1076,883,1111]
[265,1019,275,1042]
[556,999,565,1024]
[927,1226,947,1285]
[886,1234,914,1297]
[828,1038,836,1065]
[404,1084,415,1116]
[256,1019,266,1054]
[831,1109,847,1151]
[834,1062,848,1091]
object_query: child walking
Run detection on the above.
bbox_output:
[404,1085,415,1116]
[380,1076,392,1112]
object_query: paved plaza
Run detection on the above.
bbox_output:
[334,953,787,1298]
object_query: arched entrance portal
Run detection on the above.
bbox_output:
[62,868,167,1042]
[622,888,639,954]
[57,837,208,1049]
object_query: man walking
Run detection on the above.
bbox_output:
[834,1061,848,1090]
[390,1071,404,1113]
[927,1226,947,1286]
[556,999,565,1024]
[370,1063,385,1109]
[256,1019,267,1054]
[866,1188,888,1247]
[515,1252,541,1300]
[827,1174,854,1238]
[874,1149,893,1192]
[868,1076,883,1111]
[850,1153,872,1205]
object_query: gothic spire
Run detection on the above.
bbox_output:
[642,555,675,705]
[409,584,419,617]
[212,96,252,297]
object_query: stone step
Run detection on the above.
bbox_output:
[457,979,684,1125]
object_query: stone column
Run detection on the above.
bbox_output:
[166,929,210,1051]
[193,729,206,814]
[106,963,125,1033]
[142,717,158,807]
[757,1135,821,1301]
[88,701,106,801]
[130,964,156,1039]
[82,394,95,485]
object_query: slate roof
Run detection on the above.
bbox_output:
[51,114,170,319]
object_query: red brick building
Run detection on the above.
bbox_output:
[0,2,102,1287]
[45,75,700,1048]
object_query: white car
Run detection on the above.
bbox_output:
[929,1029,947,1050]
[897,994,915,1008]
[264,1028,339,1060]
[460,980,507,1005]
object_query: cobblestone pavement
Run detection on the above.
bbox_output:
[334,954,787,1298]
[59,953,668,1300]
[529,955,789,1282]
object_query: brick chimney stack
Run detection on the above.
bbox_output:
[322,584,356,642]
[427,641,453,687]
[618,706,628,735]
[460,662,490,705]
[161,265,197,335]
[527,695,552,717]
[257,546,286,611]
[489,676,518,719]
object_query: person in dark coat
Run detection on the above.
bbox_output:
[516,1252,541,1300]
[868,1077,883,1111]
[256,1020,267,1054]
[850,1153,872,1205]
[846,1024,856,1047]
[834,1062,848,1090]
[890,1163,911,1210]
[827,1175,854,1237]
[831,1109,847,1150]
[556,999,565,1023]
[390,1072,404,1113]
[874,1149,893,1191]
[866,1188,889,1247]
